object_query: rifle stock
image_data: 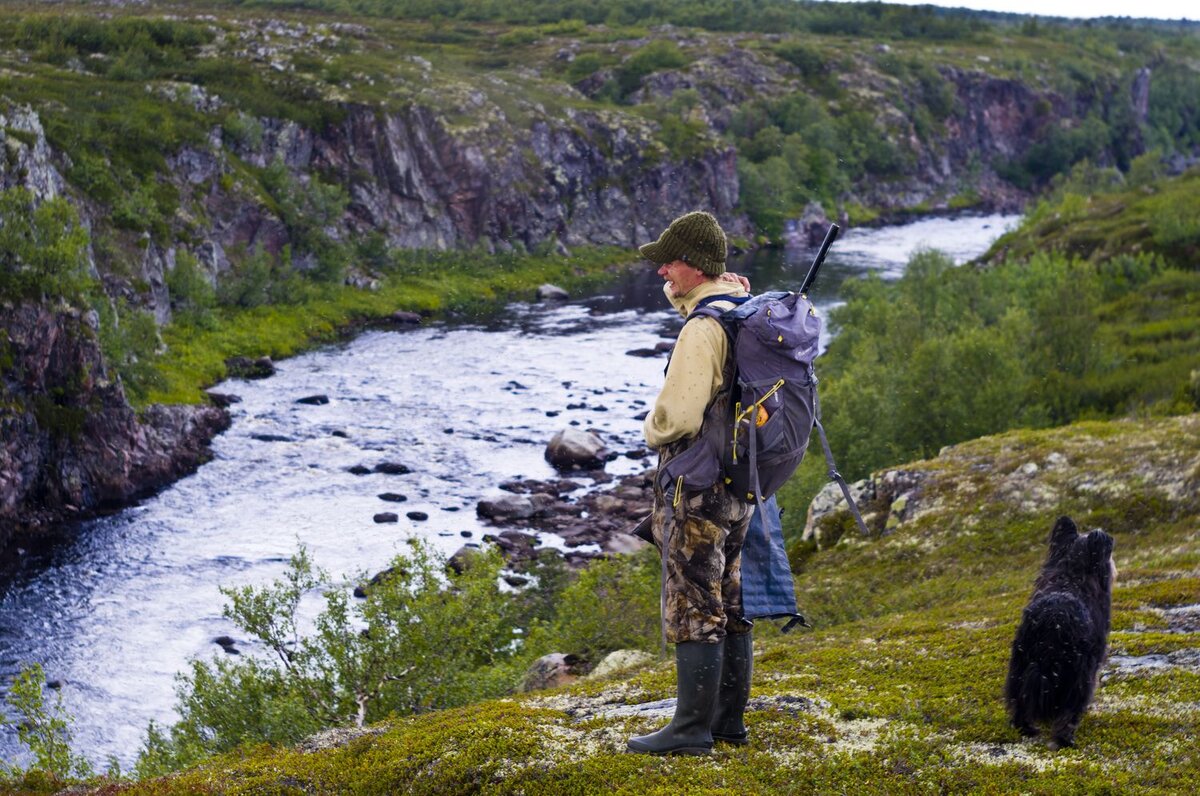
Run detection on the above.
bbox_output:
[799,223,840,296]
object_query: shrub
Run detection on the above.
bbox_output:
[96,298,165,403]
[0,188,94,304]
[135,542,527,776]
[522,545,661,665]
[1,663,93,781]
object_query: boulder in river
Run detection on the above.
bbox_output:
[374,462,412,475]
[205,391,242,407]
[225,356,276,379]
[373,512,399,523]
[296,394,330,405]
[477,494,537,520]
[545,429,610,471]
[391,310,422,324]
[537,284,569,301]
[378,493,407,502]
[447,544,484,574]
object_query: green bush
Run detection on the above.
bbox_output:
[523,545,661,665]
[1,663,93,781]
[0,188,94,304]
[96,299,166,403]
[135,542,527,776]
[813,243,1197,492]
[614,40,689,100]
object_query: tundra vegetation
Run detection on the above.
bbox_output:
[0,0,1198,792]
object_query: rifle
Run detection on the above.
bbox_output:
[799,223,840,296]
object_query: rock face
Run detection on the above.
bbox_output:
[0,303,229,547]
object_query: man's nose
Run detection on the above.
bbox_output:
[657,263,669,277]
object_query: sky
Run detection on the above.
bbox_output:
[837,0,1198,21]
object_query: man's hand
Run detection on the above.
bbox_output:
[720,272,751,292]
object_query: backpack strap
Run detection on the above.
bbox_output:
[812,382,871,537]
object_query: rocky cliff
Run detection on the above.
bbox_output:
[0,105,229,549]
[0,301,229,547]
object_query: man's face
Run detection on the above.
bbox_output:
[657,259,707,298]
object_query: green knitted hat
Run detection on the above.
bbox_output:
[639,211,727,276]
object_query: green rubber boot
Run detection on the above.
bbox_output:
[712,630,752,744]
[627,641,723,755]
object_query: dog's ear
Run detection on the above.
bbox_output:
[1048,515,1079,556]
[1086,530,1115,572]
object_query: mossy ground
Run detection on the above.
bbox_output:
[38,414,1196,795]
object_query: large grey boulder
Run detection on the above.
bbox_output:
[545,429,610,471]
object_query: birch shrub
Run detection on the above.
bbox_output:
[135,542,526,777]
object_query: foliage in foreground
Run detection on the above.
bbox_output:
[133,543,661,777]
[0,663,95,790]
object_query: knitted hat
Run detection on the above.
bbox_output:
[639,211,727,276]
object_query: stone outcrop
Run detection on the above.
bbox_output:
[0,303,229,547]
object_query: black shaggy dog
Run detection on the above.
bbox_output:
[1005,516,1116,750]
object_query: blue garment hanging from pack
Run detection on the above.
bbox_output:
[740,496,808,631]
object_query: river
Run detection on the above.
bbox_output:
[0,213,1019,769]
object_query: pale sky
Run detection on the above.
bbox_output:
[836,0,1197,21]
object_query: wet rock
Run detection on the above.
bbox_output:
[626,348,662,358]
[405,511,428,522]
[522,653,587,692]
[214,636,240,655]
[378,493,407,502]
[45,679,64,690]
[537,284,569,301]
[225,356,276,379]
[251,434,293,443]
[503,574,530,588]
[373,512,399,523]
[391,310,421,324]
[296,394,330,405]
[374,462,412,475]
[447,544,484,574]
[499,478,581,496]
[477,494,537,520]
[625,448,651,459]
[205,391,242,407]
[348,465,372,475]
[545,429,610,471]
[330,430,349,438]
[354,566,407,598]
[785,202,832,249]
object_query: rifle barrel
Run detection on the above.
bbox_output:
[799,223,840,296]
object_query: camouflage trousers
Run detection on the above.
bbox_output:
[651,482,754,645]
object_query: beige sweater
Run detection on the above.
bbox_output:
[643,279,747,449]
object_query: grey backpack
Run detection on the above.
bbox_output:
[668,289,869,534]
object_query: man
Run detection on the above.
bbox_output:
[627,210,755,756]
